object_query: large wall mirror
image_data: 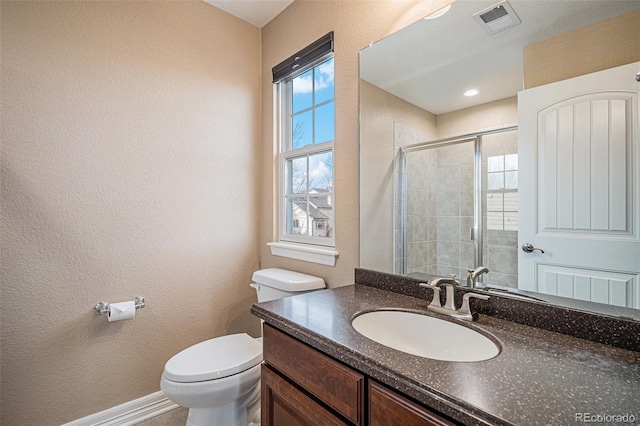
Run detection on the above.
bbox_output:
[359,0,640,319]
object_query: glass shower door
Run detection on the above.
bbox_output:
[401,127,518,288]
[403,138,476,278]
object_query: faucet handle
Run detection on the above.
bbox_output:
[440,283,457,311]
[459,292,490,316]
[419,282,442,308]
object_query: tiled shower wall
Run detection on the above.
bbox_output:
[405,148,436,274]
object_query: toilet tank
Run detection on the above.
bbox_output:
[251,268,325,303]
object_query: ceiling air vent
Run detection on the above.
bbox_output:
[473,0,521,35]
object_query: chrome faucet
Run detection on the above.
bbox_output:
[467,266,489,289]
[432,274,459,311]
[419,274,489,321]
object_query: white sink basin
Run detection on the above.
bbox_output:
[351,310,500,362]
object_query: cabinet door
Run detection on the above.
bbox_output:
[369,381,457,426]
[262,364,348,426]
[263,324,364,424]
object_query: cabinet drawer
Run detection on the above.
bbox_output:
[369,381,457,426]
[263,324,364,425]
[262,364,348,426]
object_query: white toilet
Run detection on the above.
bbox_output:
[160,268,325,426]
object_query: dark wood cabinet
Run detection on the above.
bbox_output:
[369,380,456,426]
[262,324,364,424]
[262,323,459,426]
[261,364,347,426]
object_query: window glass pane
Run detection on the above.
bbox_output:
[292,110,312,149]
[286,196,309,236]
[286,157,307,194]
[486,193,503,211]
[308,151,332,191]
[487,155,504,172]
[314,58,334,105]
[505,153,518,171]
[292,70,313,113]
[504,192,518,211]
[314,102,334,144]
[504,212,518,231]
[309,196,332,238]
[505,171,518,189]
[487,172,504,190]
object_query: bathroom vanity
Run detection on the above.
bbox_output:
[251,270,640,426]
[261,324,454,425]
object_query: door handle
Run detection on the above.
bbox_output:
[522,243,544,253]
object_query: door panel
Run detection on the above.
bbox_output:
[536,264,639,308]
[518,61,640,307]
[538,94,634,235]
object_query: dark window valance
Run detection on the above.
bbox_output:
[272,32,334,83]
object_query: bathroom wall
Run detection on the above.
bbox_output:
[360,80,437,274]
[436,97,518,139]
[260,0,453,286]
[0,2,261,425]
[524,9,640,89]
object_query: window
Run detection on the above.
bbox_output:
[268,33,338,266]
[487,154,518,231]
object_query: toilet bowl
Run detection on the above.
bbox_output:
[160,268,325,426]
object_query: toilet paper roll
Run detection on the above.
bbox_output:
[108,301,136,322]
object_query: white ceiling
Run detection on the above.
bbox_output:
[203,0,294,28]
[360,0,640,115]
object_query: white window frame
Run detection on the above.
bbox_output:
[269,49,338,266]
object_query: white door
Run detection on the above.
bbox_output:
[518,61,640,308]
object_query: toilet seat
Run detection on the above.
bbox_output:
[163,333,262,383]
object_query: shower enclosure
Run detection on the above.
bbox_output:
[397,126,518,288]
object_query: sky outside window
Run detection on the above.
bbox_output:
[291,58,335,152]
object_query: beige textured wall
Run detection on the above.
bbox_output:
[260,0,453,287]
[436,97,518,138]
[1,2,261,425]
[524,9,640,89]
[360,80,436,273]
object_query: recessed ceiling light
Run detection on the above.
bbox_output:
[464,89,479,97]
[425,4,452,20]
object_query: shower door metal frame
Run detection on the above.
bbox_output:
[398,125,518,277]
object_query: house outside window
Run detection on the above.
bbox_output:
[268,33,338,266]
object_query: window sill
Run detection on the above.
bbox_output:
[267,242,338,266]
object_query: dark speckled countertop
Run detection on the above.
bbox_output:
[251,284,640,426]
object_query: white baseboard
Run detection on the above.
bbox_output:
[62,391,180,426]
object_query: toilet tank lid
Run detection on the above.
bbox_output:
[252,268,325,292]
[163,334,262,383]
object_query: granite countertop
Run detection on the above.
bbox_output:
[251,284,640,426]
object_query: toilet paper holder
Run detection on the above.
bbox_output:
[94,297,145,315]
